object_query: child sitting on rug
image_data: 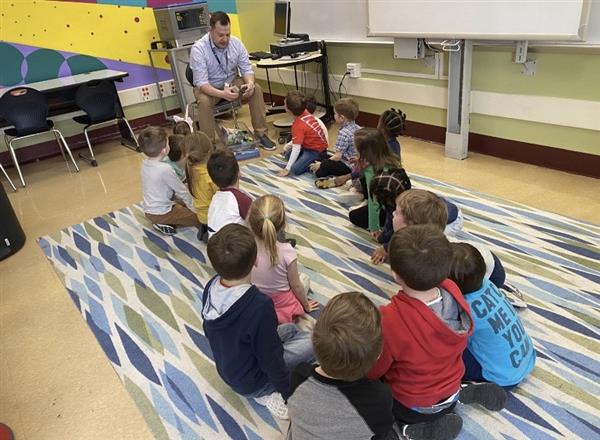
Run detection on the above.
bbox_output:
[311,98,361,178]
[207,148,253,238]
[173,119,192,136]
[202,224,314,419]
[278,90,328,177]
[164,134,187,182]
[450,243,536,388]
[348,128,402,233]
[305,95,329,145]
[185,132,217,242]
[368,225,507,440]
[287,292,399,440]
[248,195,319,324]
[138,126,198,235]
[392,189,526,308]
[378,108,406,159]
[368,168,412,265]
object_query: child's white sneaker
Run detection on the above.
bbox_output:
[338,187,364,205]
[254,392,289,420]
[299,272,311,292]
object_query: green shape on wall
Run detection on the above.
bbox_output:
[25,49,66,83]
[207,0,237,13]
[67,55,107,75]
[0,43,25,86]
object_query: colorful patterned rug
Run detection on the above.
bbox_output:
[38,156,600,440]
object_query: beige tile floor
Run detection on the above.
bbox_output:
[0,111,599,440]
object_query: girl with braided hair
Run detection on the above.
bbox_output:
[248,195,318,323]
[368,168,412,264]
[378,108,406,159]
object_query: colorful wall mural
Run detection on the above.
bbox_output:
[1,0,240,94]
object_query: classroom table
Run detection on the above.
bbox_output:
[255,43,334,127]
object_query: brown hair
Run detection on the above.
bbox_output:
[207,148,239,189]
[334,98,359,121]
[285,90,306,116]
[185,132,214,197]
[388,225,453,291]
[167,134,185,162]
[450,243,486,294]
[138,126,167,158]
[210,11,230,27]
[369,168,411,210]
[247,195,286,266]
[207,224,257,280]
[313,292,382,381]
[173,120,192,136]
[354,127,400,171]
[396,189,448,231]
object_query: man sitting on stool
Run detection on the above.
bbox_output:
[190,11,276,150]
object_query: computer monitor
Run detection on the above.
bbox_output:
[274,1,290,38]
[154,2,210,48]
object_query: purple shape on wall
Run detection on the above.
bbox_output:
[146,0,196,7]
[8,42,172,90]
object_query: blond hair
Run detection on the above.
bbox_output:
[313,292,382,381]
[247,195,286,266]
[185,132,214,197]
[396,189,448,231]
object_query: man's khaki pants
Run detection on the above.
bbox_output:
[193,77,268,144]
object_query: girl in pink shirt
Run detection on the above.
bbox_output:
[248,195,318,323]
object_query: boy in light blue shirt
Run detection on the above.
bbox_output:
[450,243,536,388]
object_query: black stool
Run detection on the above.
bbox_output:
[0,183,26,260]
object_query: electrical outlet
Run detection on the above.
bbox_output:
[169,80,176,96]
[140,86,152,102]
[346,62,361,78]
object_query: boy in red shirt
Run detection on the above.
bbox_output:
[277,91,328,177]
[368,225,507,440]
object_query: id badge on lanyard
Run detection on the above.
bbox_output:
[211,41,229,78]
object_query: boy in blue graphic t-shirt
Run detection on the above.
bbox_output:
[450,243,536,388]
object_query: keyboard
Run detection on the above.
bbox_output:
[249,51,273,60]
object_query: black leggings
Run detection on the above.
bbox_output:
[349,204,387,230]
[392,399,457,425]
[315,159,352,178]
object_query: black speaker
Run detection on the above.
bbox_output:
[0,184,26,260]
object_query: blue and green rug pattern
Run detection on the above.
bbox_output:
[38,157,600,439]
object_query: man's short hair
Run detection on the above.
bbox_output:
[207,224,257,280]
[210,11,230,27]
[450,243,486,294]
[313,292,382,381]
[334,98,359,121]
[285,90,306,116]
[207,148,239,189]
[397,189,448,231]
[389,225,453,291]
[138,126,167,158]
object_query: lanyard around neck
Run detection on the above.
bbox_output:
[210,38,228,76]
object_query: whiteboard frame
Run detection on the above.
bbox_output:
[366,0,593,42]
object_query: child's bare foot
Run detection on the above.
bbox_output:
[277,169,290,177]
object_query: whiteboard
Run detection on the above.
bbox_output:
[367,0,591,41]
[289,0,392,44]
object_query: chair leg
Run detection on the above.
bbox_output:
[7,139,26,187]
[54,130,80,173]
[0,163,17,192]
[53,130,67,161]
[78,126,98,167]
[121,117,139,148]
